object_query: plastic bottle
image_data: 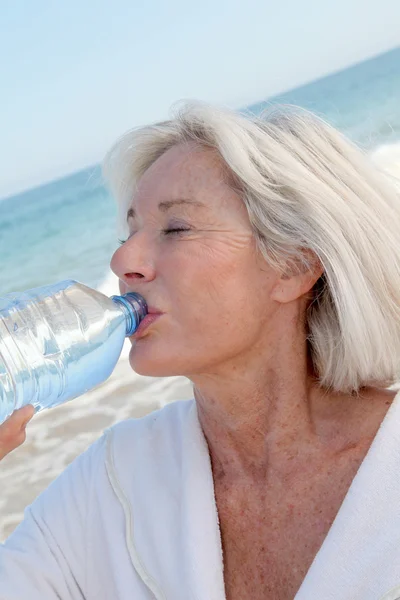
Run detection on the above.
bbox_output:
[0,280,147,425]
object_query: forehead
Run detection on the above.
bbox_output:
[135,142,231,203]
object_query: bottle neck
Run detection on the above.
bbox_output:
[111,293,148,336]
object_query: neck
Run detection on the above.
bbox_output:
[191,337,360,484]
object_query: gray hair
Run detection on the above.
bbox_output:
[103,100,400,394]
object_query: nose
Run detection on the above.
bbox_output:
[110,234,156,291]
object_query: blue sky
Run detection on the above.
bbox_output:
[1,0,399,198]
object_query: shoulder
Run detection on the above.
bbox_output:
[105,398,195,449]
[103,398,196,475]
[20,399,196,535]
[98,398,198,513]
[29,399,195,513]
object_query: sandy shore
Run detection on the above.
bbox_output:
[0,355,193,541]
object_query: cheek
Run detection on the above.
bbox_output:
[119,280,126,295]
[167,253,255,327]
[110,250,128,295]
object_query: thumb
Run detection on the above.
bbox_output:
[13,405,36,429]
[0,405,35,460]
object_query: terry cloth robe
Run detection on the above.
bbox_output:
[2,393,400,600]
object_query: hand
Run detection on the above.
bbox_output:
[0,405,35,461]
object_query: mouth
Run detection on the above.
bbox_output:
[131,312,163,338]
[147,306,163,314]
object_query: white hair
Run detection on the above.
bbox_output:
[103,100,400,394]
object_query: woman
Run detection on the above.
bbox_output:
[1,101,400,600]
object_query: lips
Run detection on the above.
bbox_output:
[131,312,163,338]
[146,306,163,315]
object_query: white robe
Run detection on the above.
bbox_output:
[1,392,400,600]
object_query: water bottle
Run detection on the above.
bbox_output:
[0,280,147,425]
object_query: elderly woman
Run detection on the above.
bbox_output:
[1,102,400,600]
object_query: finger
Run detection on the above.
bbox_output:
[3,405,35,431]
[14,405,36,429]
[0,405,35,460]
[0,427,27,460]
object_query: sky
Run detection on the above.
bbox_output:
[1,0,400,199]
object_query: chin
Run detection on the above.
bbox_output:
[128,343,185,378]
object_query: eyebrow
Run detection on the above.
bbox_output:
[126,199,207,221]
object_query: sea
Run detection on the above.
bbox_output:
[1,47,400,541]
[1,46,400,299]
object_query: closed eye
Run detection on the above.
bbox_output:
[162,227,191,236]
[117,227,191,246]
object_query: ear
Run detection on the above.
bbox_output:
[271,250,324,304]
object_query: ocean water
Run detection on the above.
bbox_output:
[0,166,118,296]
[248,47,400,150]
[1,46,400,299]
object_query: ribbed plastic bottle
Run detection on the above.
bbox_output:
[0,279,147,425]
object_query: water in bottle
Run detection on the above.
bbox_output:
[0,280,147,424]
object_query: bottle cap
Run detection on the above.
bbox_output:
[111,293,148,336]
